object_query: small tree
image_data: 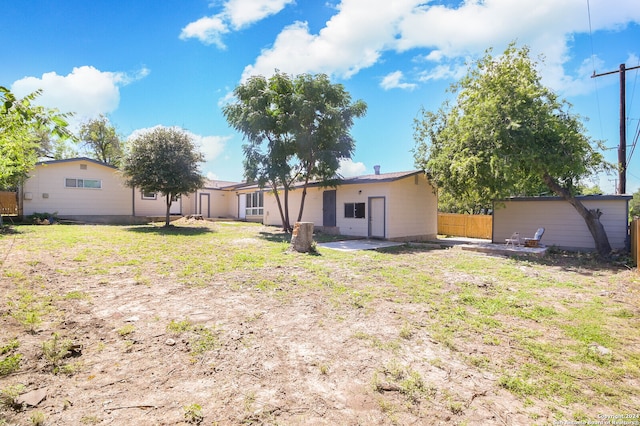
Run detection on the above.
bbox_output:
[79,115,124,166]
[413,43,613,256]
[121,127,205,227]
[224,72,366,231]
[0,86,73,189]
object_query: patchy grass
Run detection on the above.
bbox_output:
[0,222,638,424]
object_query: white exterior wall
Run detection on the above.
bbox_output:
[262,174,438,240]
[23,160,131,216]
[193,189,232,218]
[133,190,173,216]
[262,187,323,226]
[493,198,630,250]
[387,174,438,241]
[338,184,386,237]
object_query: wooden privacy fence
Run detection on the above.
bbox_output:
[632,218,639,270]
[438,213,492,239]
[0,191,18,215]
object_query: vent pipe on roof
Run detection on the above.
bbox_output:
[374,165,380,175]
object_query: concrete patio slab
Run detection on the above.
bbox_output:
[317,239,404,252]
[458,242,548,257]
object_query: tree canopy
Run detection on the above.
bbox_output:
[0,86,73,189]
[413,43,613,256]
[223,72,366,231]
[121,127,205,227]
[630,188,640,219]
[79,115,124,166]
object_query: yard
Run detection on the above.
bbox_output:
[1,220,639,425]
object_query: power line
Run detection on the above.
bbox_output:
[586,0,605,141]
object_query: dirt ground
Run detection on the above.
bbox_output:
[1,222,638,425]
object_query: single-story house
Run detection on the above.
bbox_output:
[257,169,437,241]
[492,195,632,251]
[20,158,438,241]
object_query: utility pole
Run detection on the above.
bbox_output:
[592,63,640,195]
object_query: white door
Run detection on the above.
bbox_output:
[238,194,246,219]
[199,193,210,217]
[170,195,181,214]
[369,197,385,239]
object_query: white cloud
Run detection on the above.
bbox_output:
[179,15,229,48]
[224,0,295,29]
[417,63,467,82]
[127,125,229,163]
[194,134,231,162]
[11,66,148,127]
[242,0,417,81]
[380,71,417,90]
[242,0,640,92]
[180,0,294,48]
[337,158,366,177]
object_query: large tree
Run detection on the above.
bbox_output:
[79,115,124,166]
[0,86,73,189]
[223,72,366,231]
[413,44,613,256]
[289,73,367,222]
[121,127,205,227]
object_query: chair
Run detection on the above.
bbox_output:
[505,232,520,247]
[523,227,545,247]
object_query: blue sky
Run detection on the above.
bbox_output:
[2,0,640,194]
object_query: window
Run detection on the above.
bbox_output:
[344,202,365,218]
[65,178,102,189]
[142,192,157,200]
[245,192,264,216]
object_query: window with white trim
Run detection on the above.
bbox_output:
[344,202,365,218]
[65,178,102,189]
[245,192,263,216]
[142,192,157,200]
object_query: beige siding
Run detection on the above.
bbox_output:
[263,187,324,226]
[23,160,131,216]
[133,190,171,216]
[338,184,386,237]
[387,174,438,241]
[193,189,232,218]
[262,174,438,240]
[493,198,629,250]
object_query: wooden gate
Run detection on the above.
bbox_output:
[438,213,492,239]
[0,191,18,216]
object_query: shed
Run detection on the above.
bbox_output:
[492,195,631,251]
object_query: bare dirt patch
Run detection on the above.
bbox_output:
[1,222,638,425]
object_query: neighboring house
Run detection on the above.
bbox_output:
[20,158,438,241]
[492,195,632,251]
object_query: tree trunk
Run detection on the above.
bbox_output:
[297,160,313,223]
[270,183,291,233]
[165,193,172,227]
[282,186,292,232]
[543,174,612,256]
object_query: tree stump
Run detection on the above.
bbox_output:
[290,222,314,253]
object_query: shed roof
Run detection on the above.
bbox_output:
[498,195,632,202]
